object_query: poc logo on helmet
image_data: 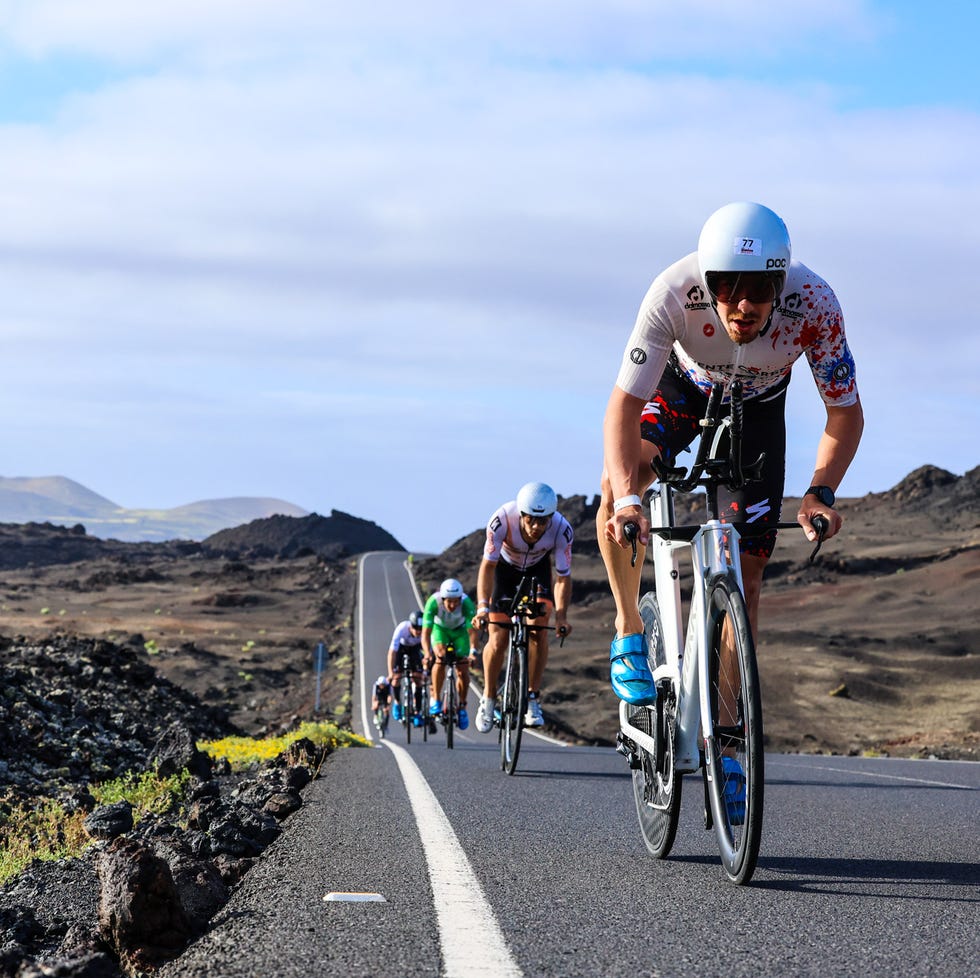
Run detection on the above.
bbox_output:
[766,258,787,269]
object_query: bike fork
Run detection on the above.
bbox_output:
[700,748,714,830]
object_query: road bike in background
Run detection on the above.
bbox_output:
[435,643,462,749]
[397,650,431,744]
[618,379,827,884]
[373,703,390,738]
[490,576,563,775]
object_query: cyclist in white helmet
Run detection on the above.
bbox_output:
[422,578,480,730]
[386,609,425,725]
[371,673,393,733]
[471,481,574,733]
[599,201,863,721]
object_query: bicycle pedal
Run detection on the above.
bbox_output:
[615,733,642,769]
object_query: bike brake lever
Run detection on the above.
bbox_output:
[809,514,829,563]
[623,521,639,567]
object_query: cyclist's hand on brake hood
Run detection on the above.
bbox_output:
[606,509,649,547]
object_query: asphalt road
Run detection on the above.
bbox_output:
[165,551,980,978]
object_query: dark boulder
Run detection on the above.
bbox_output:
[96,838,193,972]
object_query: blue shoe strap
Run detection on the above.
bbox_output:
[610,633,647,661]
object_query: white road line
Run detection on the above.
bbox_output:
[770,757,976,791]
[359,553,523,977]
[383,739,523,978]
[357,552,384,743]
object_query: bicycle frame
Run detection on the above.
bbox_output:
[619,483,747,773]
[618,379,830,883]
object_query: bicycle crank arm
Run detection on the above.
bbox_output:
[618,702,699,773]
[619,701,700,773]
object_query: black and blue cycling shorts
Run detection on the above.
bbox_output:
[639,360,788,560]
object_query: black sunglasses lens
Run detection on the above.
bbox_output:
[706,272,777,304]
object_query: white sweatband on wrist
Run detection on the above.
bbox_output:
[613,494,643,513]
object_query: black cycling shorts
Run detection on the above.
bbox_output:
[490,556,553,614]
[391,643,423,673]
[639,361,787,559]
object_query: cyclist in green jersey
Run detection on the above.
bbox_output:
[422,578,480,730]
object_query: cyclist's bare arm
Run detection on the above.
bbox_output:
[474,558,497,627]
[602,386,653,546]
[553,574,573,636]
[798,399,864,541]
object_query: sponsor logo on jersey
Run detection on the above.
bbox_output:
[832,361,851,382]
[703,322,715,337]
[778,291,805,321]
[684,284,711,311]
[630,347,647,365]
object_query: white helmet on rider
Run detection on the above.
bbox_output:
[516,481,557,518]
[439,578,465,600]
[697,201,791,304]
[376,675,387,685]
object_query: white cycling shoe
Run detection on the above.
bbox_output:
[475,697,495,733]
[525,696,544,727]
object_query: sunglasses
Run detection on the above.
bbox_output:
[521,514,551,527]
[705,271,782,304]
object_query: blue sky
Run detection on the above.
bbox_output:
[1,1,977,553]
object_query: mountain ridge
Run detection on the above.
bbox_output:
[0,475,309,542]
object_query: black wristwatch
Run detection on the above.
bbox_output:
[805,485,836,508]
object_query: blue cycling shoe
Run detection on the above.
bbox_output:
[457,708,469,730]
[609,634,656,706]
[721,756,746,825]
[430,699,442,716]
[392,702,403,722]
[412,715,423,727]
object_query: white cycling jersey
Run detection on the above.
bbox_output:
[388,620,422,652]
[615,253,858,405]
[483,500,573,575]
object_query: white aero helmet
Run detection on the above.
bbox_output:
[697,201,791,301]
[516,481,557,518]
[439,578,465,599]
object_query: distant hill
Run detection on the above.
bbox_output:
[205,510,405,558]
[0,475,309,542]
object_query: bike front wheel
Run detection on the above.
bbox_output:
[631,592,683,858]
[704,572,764,885]
[500,633,528,775]
[444,669,457,750]
[401,676,413,744]
[420,682,430,743]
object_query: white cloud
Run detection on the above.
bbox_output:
[0,1,976,549]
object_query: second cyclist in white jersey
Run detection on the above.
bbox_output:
[387,610,425,725]
[472,482,574,733]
